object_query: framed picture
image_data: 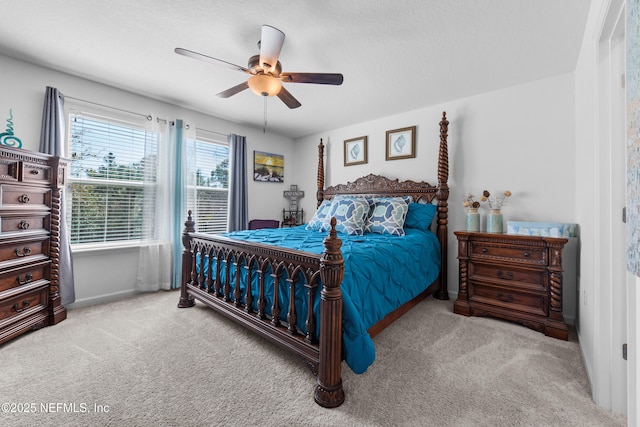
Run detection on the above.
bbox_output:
[253,150,284,182]
[385,126,416,160]
[344,136,368,166]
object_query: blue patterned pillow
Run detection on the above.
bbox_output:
[404,202,437,232]
[306,199,332,231]
[332,195,375,218]
[364,198,409,236]
[321,197,370,235]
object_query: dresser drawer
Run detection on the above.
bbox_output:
[21,162,52,185]
[469,262,547,292]
[0,159,19,183]
[0,236,49,264]
[0,213,50,235]
[469,241,547,266]
[0,261,49,293]
[0,283,48,324]
[0,185,51,209]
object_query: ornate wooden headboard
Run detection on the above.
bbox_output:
[313,111,450,300]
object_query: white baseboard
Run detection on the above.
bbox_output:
[66,289,138,310]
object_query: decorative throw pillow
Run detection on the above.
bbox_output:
[306,199,332,231]
[332,195,375,217]
[364,198,409,236]
[404,202,437,232]
[321,197,370,235]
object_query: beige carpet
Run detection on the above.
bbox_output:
[0,290,627,427]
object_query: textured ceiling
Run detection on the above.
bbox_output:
[0,0,590,139]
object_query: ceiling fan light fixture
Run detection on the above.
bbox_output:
[247,74,282,97]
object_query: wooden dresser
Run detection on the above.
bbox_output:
[453,231,569,340]
[0,146,68,345]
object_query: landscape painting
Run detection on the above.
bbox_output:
[254,150,284,182]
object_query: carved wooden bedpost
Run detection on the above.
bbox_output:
[316,139,325,208]
[178,210,196,308]
[314,218,345,408]
[434,111,450,300]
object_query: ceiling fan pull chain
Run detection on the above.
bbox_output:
[263,96,267,133]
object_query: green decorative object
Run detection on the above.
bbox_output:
[486,208,504,233]
[0,109,23,148]
[465,207,480,232]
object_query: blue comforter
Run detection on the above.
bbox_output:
[211,225,441,374]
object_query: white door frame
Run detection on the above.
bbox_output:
[594,0,628,415]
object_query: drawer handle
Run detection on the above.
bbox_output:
[523,251,530,257]
[12,300,31,313]
[14,247,32,257]
[17,220,30,230]
[496,292,515,303]
[16,273,33,286]
[18,194,30,204]
[30,169,40,175]
[497,270,514,280]
[481,248,488,253]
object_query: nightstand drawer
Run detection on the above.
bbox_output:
[0,283,48,324]
[469,282,548,317]
[469,241,547,265]
[469,262,547,292]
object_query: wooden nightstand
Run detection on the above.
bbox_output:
[453,231,569,340]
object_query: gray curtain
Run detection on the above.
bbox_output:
[227,133,248,231]
[39,86,75,305]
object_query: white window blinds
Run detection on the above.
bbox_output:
[67,112,157,245]
[187,135,229,234]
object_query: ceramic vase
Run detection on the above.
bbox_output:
[465,208,480,232]
[486,208,503,233]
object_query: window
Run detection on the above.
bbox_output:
[66,112,157,245]
[188,136,229,234]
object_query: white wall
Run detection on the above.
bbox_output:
[574,0,601,408]
[293,73,576,300]
[0,54,295,308]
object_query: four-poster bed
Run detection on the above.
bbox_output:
[178,112,450,407]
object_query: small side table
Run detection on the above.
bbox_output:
[453,231,569,340]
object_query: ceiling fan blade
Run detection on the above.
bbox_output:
[259,25,285,74]
[280,72,344,85]
[277,86,301,109]
[175,48,251,74]
[216,81,249,98]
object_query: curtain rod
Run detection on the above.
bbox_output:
[196,127,228,137]
[160,121,226,136]
[65,95,152,121]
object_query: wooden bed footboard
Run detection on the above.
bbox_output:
[178,214,346,407]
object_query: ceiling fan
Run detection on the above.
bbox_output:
[175,25,344,109]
